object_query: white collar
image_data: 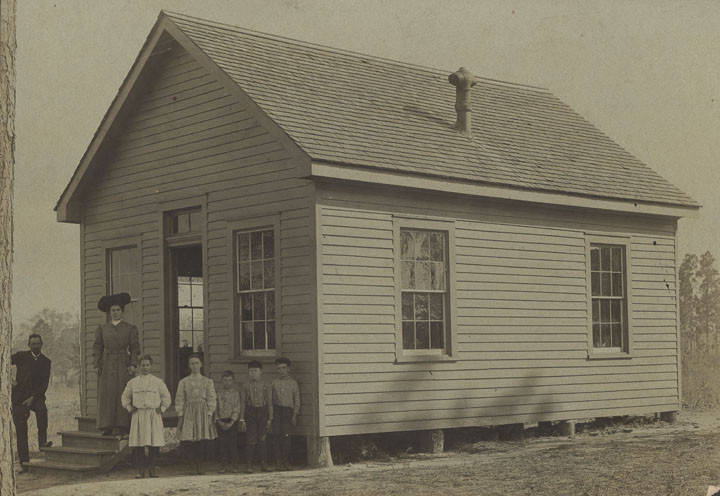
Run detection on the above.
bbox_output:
[111,319,122,326]
[31,351,41,360]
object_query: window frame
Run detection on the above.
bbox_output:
[227,214,281,360]
[585,233,634,360]
[101,236,142,326]
[393,216,457,363]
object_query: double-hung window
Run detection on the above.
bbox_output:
[236,227,276,353]
[394,217,456,361]
[587,236,632,357]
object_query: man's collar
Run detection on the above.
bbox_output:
[30,351,42,359]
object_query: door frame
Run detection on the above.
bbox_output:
[164,242,203,393]
[157,195,208,395]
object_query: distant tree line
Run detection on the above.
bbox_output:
[679,251,720,408]
[13,309,80,388]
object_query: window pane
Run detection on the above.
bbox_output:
[253,322,266,349]
[610,300,621,324]
[251,260,264,290]
[592,324,600,347]
[430,232,444,262]
[266,292,275,319]
[267,321,276,349]
[600,299,610,323]
[189,210,201,232]
[415,261,431,290]
[193,309,204,330]
[416,322,430,349]
[241,293,253,321]
[402,322,415,349]
[611,323,622,348]
[590,247,600,271]
[193,331,204,352]
[611,273,623,297]
[192,282,203,307]
[401,231,414,260]
[253,292,265,320]
[601,324,611,347]
[430,262,445,290]
[402,292,414,320]
[264,260,275,289]
[401,261,415,289]
[239,233,250,262]
[601,272,611,296]
[251,231,263,260]
[415,231,429,260]
[600,246,610,271]
[611,247,622,272]
[430,321,444,349]
[429,293,443,321]
[178,283,191,307]
[414,293,429,320]
[592,299,600,323]
[179,331,193,350]
[591,272,600,296]
[179,308,192,330]
[176,213,190,234]
[242,322,253,350]
[263,231,274,259]
[239,262,250,291]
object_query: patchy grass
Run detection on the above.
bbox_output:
[20,409,720,496]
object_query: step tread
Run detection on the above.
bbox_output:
[59,430,125,440]
[25,460,100,472]
[41,446,117,455]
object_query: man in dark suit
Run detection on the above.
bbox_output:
[12,333,52,472]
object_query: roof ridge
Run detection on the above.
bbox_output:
[161,10,550,93]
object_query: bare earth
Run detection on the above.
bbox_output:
[19,410,720,496]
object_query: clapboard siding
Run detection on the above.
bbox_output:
[78,41,316,433]
[318,183,679,436]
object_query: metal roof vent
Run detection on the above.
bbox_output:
[448,67,478,136]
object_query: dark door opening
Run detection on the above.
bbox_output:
[166,244,203,394]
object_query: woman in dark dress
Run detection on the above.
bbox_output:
[93,292,141,436]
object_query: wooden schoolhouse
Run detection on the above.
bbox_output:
[53,11,698,467]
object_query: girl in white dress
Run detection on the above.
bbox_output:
[121,354,171,478]
[175,354,217,474]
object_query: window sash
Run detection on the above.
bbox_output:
[236,227,276,351]
[400,228,449,351]
[589,242,629,351]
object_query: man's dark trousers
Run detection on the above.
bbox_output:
[12,398,48,463]
[12,350,51,463]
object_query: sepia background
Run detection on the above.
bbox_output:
[10,1,720,493]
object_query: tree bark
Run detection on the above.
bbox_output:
[0,0,16,493]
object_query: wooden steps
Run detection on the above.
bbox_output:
[25,417,130,473]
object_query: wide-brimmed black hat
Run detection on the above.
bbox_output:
[97,293,131,313]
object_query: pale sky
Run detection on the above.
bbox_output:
[13,0,720,327]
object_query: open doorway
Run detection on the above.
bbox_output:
[166,244,203,394]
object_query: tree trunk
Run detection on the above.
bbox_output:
[0,0,16,493]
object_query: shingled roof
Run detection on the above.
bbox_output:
[56,11,699,221]
[163,12,696,209]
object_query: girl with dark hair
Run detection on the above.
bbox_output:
[121,354,171,478]
[175,354,217,474]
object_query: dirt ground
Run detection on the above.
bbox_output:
[18,409,720,496]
